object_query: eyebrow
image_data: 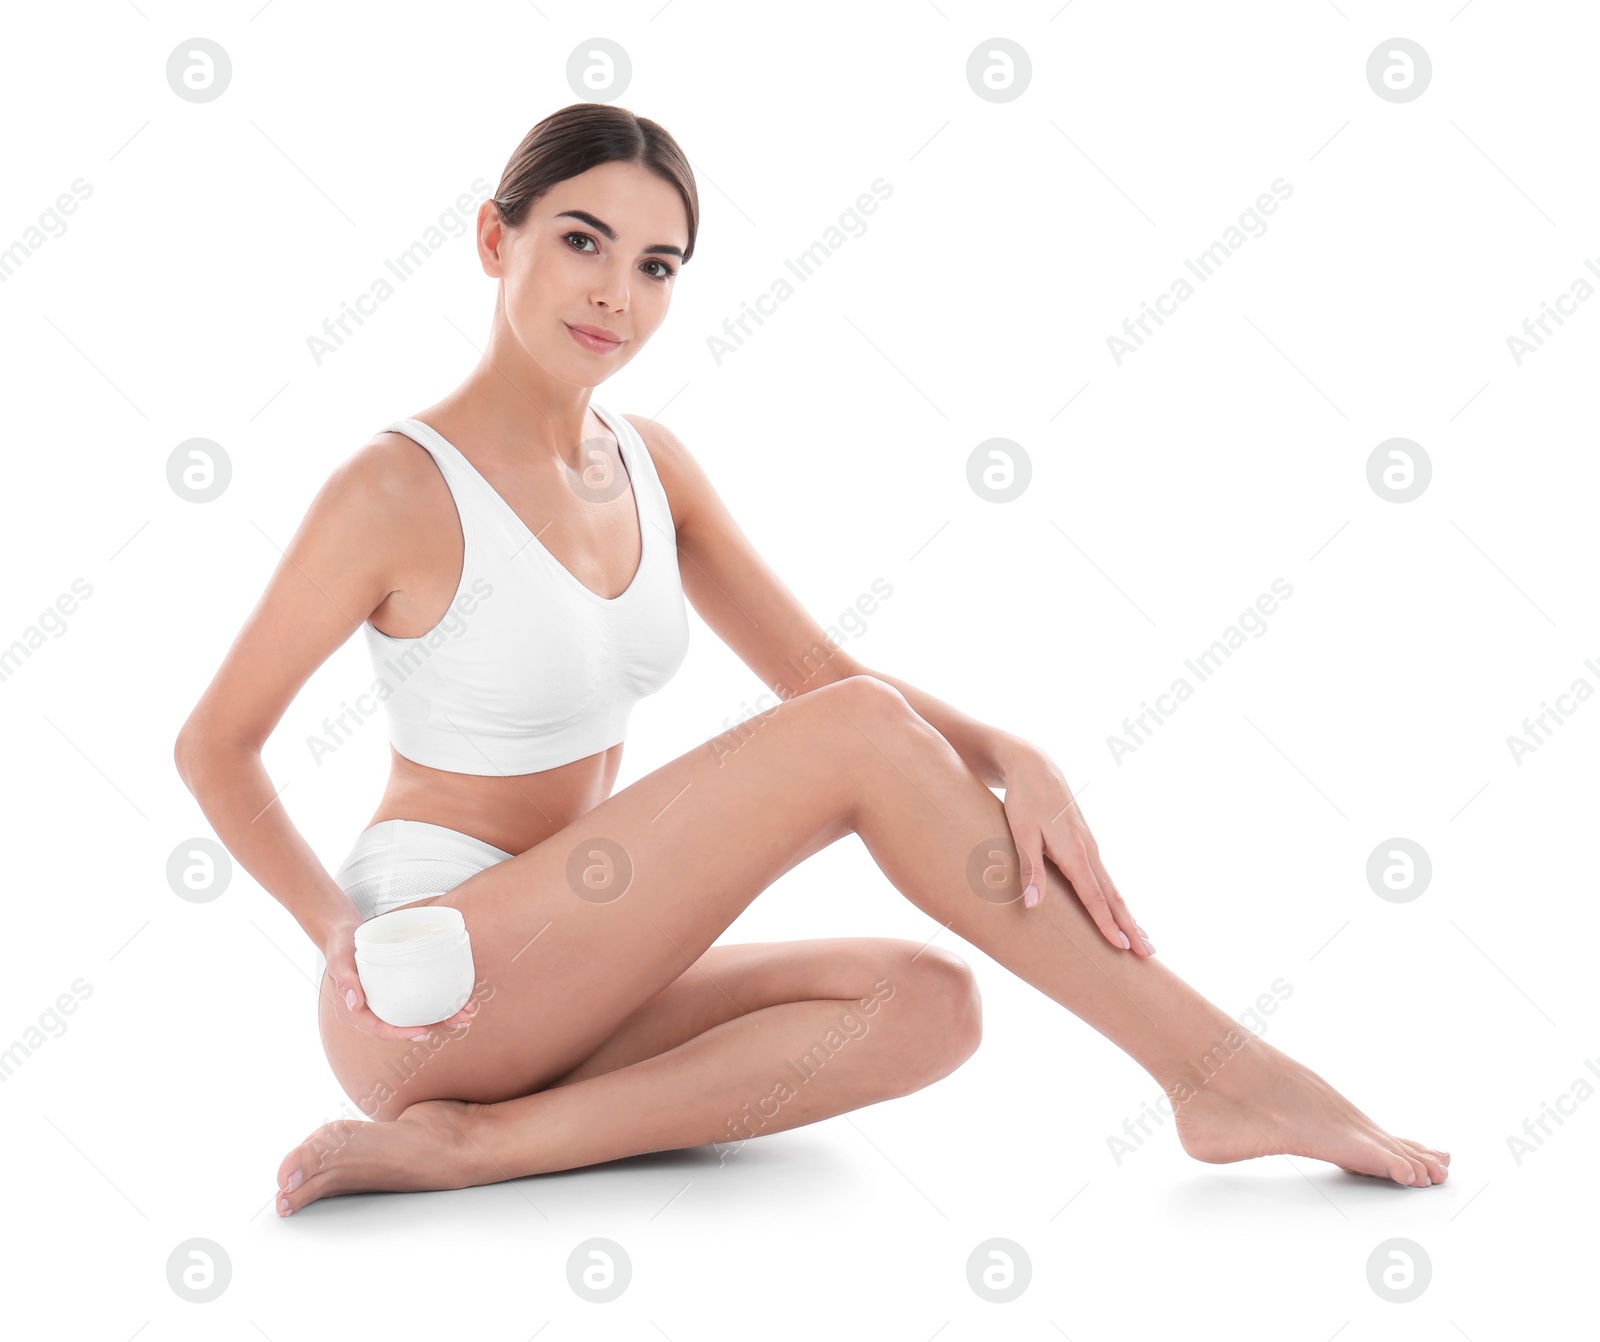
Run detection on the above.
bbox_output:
[556,209,685,260]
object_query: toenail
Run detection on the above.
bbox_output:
[286,1168,303,1191]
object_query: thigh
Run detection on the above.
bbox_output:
[540,936,975,1090]
[320,674,910,1119]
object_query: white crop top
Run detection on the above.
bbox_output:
[362,401,690,774]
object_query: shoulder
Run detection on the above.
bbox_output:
[299,429,453,565]
[621,413,702,533]
[336,428,452,524]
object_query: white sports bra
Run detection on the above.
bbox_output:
[362,401,690,774]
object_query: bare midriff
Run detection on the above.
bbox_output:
[365,742,626,857]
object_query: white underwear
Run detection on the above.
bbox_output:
[332,817,516,923]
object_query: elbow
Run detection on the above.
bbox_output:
[172,717,229,793]
[174,715,264,793]
[173,723,202,793]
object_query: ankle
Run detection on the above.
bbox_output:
[1158,1031,1290,1112]
[453,1101,517,1186]
[400,1098,501,1189]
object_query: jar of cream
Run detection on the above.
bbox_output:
[354,906,476,1028]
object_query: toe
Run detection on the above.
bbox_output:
[278,1168,333,1217]
[276,1145,310,1195]
[1380,1147,1419,1185]
[1344,1141,1409,1181]
[276,1120,352,1208]
[1397,1138,1449,1182]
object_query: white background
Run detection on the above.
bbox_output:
[2,0,1594,1337]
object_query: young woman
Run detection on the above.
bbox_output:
[174,104,1449,1217]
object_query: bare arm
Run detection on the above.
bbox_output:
[628,414,1021,789]
[173,438,419,947]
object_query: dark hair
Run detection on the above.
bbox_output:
[490,103,699,265]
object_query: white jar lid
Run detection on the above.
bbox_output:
[355,905,467,966]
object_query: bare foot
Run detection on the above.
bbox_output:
[1172,1039,1451,1187]
[275,1098,489,1217]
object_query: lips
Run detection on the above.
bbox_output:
[565,322,622,345]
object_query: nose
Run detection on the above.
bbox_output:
[590,269,629,314]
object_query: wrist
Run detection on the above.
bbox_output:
[311,904,362,950]
[993,735,1054,791]
[988,732,1030,790]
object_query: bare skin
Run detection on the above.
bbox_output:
[274,677,1450,1215]
[163,152,1447,1217]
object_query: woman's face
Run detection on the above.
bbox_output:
[481,159,689,385]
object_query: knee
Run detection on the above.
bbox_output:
[818,673,921,736]
[928,948,984,1068]
[897,945,983,1080]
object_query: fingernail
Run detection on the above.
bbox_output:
[1143,937,1156,952]
[345,989,357,1010]
[1023,883,1039,908]
[286,1167,303,1191]
[412,1032,431,1041]
[279,1196,291,1214]
[1118,931,1131,949]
